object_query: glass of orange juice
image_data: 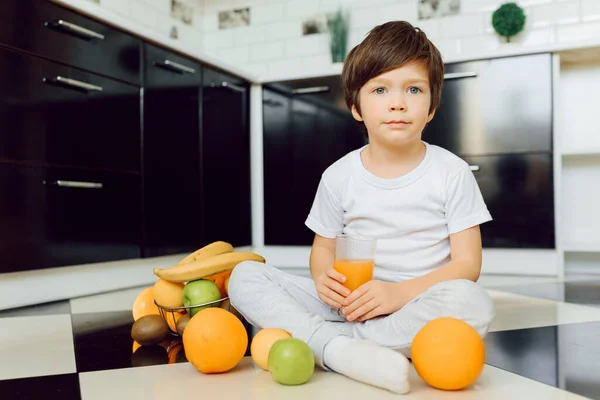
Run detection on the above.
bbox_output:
[333,234,376,292]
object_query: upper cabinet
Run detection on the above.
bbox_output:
[424,53,553,156]
[0,0,142,85]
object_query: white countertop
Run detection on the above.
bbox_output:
[50,0,261,83]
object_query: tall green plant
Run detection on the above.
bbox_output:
[327,9,350,63]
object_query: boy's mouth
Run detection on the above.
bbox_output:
[384,120,411,127]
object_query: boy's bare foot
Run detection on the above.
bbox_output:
[323,336,410,394]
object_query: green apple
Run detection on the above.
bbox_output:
[182,279,221,317]
[268,338,315,385]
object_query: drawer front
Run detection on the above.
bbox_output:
[462,153,555,249]
[0,0,141,85]
[145,43,202,87]
[0,46,141,172]
[0,162,141,273]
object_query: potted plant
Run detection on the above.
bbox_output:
[327,9,350,63]
[492,2,526,43]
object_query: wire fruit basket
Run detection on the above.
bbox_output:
[154,297,231,336]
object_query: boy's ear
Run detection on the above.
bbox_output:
[351,105,364,122]
[426,109,436,123]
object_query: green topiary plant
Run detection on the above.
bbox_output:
[492,2,526,43]
[327,9,350,63]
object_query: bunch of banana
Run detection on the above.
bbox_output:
[153,241,265,283]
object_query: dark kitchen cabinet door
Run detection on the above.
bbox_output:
[0,162,141,273]
[0,0,141,85]
[424,53,553,156]
[263,88,365,246]
[462,153,555,248]
[202,68,252,247]
[142,44,203,257]
[0,46,141,172]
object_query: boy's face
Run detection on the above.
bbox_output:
[351,61,435,148]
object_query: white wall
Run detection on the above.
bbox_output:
[72,0,600,82]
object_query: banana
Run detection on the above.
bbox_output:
[177,241,234,265]
[154,251,265,282]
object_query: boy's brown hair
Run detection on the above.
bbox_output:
[341,21,444,122]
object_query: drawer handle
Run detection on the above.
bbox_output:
[470,165,481,172]
[291,86,330,95]
[213,81,245,93]
[46,19,105,40]
[444,72,478,80]
[157,60,196,74]
[44,180,103,189]
[43,76,103,93]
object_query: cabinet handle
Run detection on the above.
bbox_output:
[44,180,103,189]
[157,60,196,74]
[43,76,103,93]
[213,81,245,93]
[444,72,478,80]
[46,19,105,40]
[469,165,480,172]
[291,86,330,94]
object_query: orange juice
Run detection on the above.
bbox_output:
[333,259,375,291]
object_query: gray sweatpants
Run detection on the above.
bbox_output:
[228,261,495,370]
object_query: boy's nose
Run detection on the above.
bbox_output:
[388,91,407,112]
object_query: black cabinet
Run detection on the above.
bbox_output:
[462,153,555,249]
[0,0,142,85]
[0,46,141,172]
[142,44,203,257]
[0,162,141,273]
[262,78,365,246]
[202,68,252,247]
[424,53,553,156]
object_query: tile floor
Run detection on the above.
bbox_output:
[2,273,600,399]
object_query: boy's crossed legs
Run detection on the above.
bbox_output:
[228,261,495,394]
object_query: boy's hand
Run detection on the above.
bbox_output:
[342,280,407,322]
[315,268,351,309]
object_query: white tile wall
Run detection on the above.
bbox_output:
[74,0,600,81]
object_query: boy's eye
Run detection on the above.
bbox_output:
[408,87,422,95]
[374,87,387,94]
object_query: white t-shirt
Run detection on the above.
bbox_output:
[305,141,492,282]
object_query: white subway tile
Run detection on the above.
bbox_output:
[459,35,499,56]
[348,27,369,49]
[582,0,600,21]
[251,3,284,24]
[100,0,131,16]
[461,0,506,14]
[268,21,302,40]
[378,2,418,25]
[144,0,171,15]
[179,24,203,48]
[131,1,159,28]
[251,42,285,62]
[203,0,233,14]
[233,0,269,7]
[156,15,181,37]
[440,14,484,38]
[531,1,579,27]
[521,26,555,47]
[557,20,600,43]
[350,7,382,28]
[217,46,250,64]
[285,34,327,57]
[302,53,335,74]
[286,0,320,19]
[203,30,235,50]
[415,18,441,39]
[234,26,267,46]
[202,13,219,32]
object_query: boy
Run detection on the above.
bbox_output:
[229,21,495,394]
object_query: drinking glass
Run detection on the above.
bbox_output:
[333,235,377,292]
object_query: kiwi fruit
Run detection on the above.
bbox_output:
[176,313,191,336]
[131,314,169,346]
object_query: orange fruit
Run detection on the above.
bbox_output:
[224,275,231,296]
[250,328,292,370]
[411,317,485,391]
[203,270,232,298]
[164,310,187,332]
[154,279,185,308]
[132,287,160,321]
[183,307,248,374]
